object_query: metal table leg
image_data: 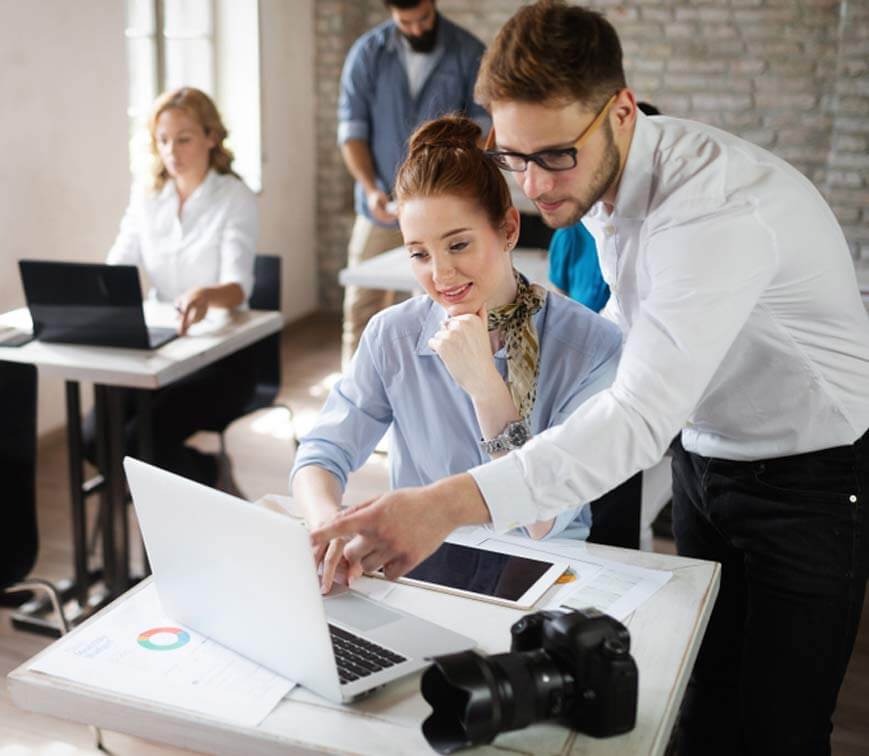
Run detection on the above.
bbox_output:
[64,381,90,608]
[11,378,105,635]
[136,389,154,576]
[94,385,130,598]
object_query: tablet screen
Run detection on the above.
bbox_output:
[404,542,553,602]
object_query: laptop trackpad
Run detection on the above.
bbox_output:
[324,593,402,632]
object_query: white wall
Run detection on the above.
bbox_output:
[258,0,318,322]
[0,0,129,435]
[0,0,318,436]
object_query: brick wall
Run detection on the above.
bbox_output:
[314,0,869,311]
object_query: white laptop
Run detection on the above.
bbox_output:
[123,457,475,704]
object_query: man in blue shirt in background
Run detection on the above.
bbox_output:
[337,0,488,367]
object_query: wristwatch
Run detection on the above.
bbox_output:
[479,418,531,456]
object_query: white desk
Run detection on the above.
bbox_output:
[9,536,719,755]
[0,304,284,618]
[0,303,283,390]
[339,246,550,292]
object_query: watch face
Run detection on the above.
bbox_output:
[507,421,530,447]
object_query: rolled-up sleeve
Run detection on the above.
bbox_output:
[218,184,257,301]
[337,39,372,145]
[471,201,778,532]
[291,324,394,489]
[106,186,143,266]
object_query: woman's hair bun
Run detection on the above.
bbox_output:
[407,114,482,154]
[395,113,512,227]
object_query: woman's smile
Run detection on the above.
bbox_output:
[439,282,473,303]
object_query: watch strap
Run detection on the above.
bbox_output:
[479,417,530,456]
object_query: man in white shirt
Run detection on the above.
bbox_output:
[313,2,869,752]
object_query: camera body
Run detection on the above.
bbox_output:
[420,607,638,753]
[510,608,638,737]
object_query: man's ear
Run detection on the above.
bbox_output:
[612,88,638,133]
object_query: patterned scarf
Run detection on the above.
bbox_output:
[486,270,547,419]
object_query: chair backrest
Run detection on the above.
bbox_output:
[0,361,38,587]
[250,254,281,312]
[247,254,282,408]
[517,212,554,250]
[587,472,642,549]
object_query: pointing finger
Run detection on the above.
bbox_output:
[310,511,366,548]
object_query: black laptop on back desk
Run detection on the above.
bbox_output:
[19,260,177,350]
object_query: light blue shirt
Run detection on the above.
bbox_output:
[291,292,622,540]
[337,16,489,228]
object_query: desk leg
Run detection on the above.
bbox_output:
[94,385,130,597]
[64,381,89,608]
[136,390,153,576]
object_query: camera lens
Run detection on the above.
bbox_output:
[421,649,571,753]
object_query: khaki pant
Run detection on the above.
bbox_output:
[341,214,404,368]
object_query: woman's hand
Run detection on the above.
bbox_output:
[293,467,353,594]
[308,501,362,594]
[175,287,210,335]
[428,306,501,400]
[526,518,556,540]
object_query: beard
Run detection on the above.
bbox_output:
[402,14,439,53]
[540,120,621,228]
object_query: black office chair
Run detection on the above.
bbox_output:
[200,254,294,492]
[0,360,106,750]
[243,254,284,414]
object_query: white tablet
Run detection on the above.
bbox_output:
[394,542,567,609]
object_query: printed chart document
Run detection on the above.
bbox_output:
[29,582,294,726]
[446,529,672,620]
[553,560,672,620]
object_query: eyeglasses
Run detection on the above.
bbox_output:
[484,94,618,173]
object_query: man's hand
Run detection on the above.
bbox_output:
[307,501,362,594]
[310,474,491,579]
[428,306,501,399]
[366,188,398,225]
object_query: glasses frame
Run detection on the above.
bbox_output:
[484,94,619,173]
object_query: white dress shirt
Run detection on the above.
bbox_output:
[107,169,257,303]
[471,111,869,532]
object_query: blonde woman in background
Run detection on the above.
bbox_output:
[84,87,258,487]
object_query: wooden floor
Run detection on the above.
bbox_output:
[1,312,867,755]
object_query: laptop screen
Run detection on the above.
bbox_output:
[19,260,154,349]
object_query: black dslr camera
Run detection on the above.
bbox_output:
[420,608,638,753]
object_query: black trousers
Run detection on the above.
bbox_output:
[671,432,869,756]
[83,350,256,486]
[0,361,38,586]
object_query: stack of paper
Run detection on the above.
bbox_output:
[29,583,294,727]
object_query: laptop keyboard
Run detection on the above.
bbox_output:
[329,625,407,684]
[147,326,177,349]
